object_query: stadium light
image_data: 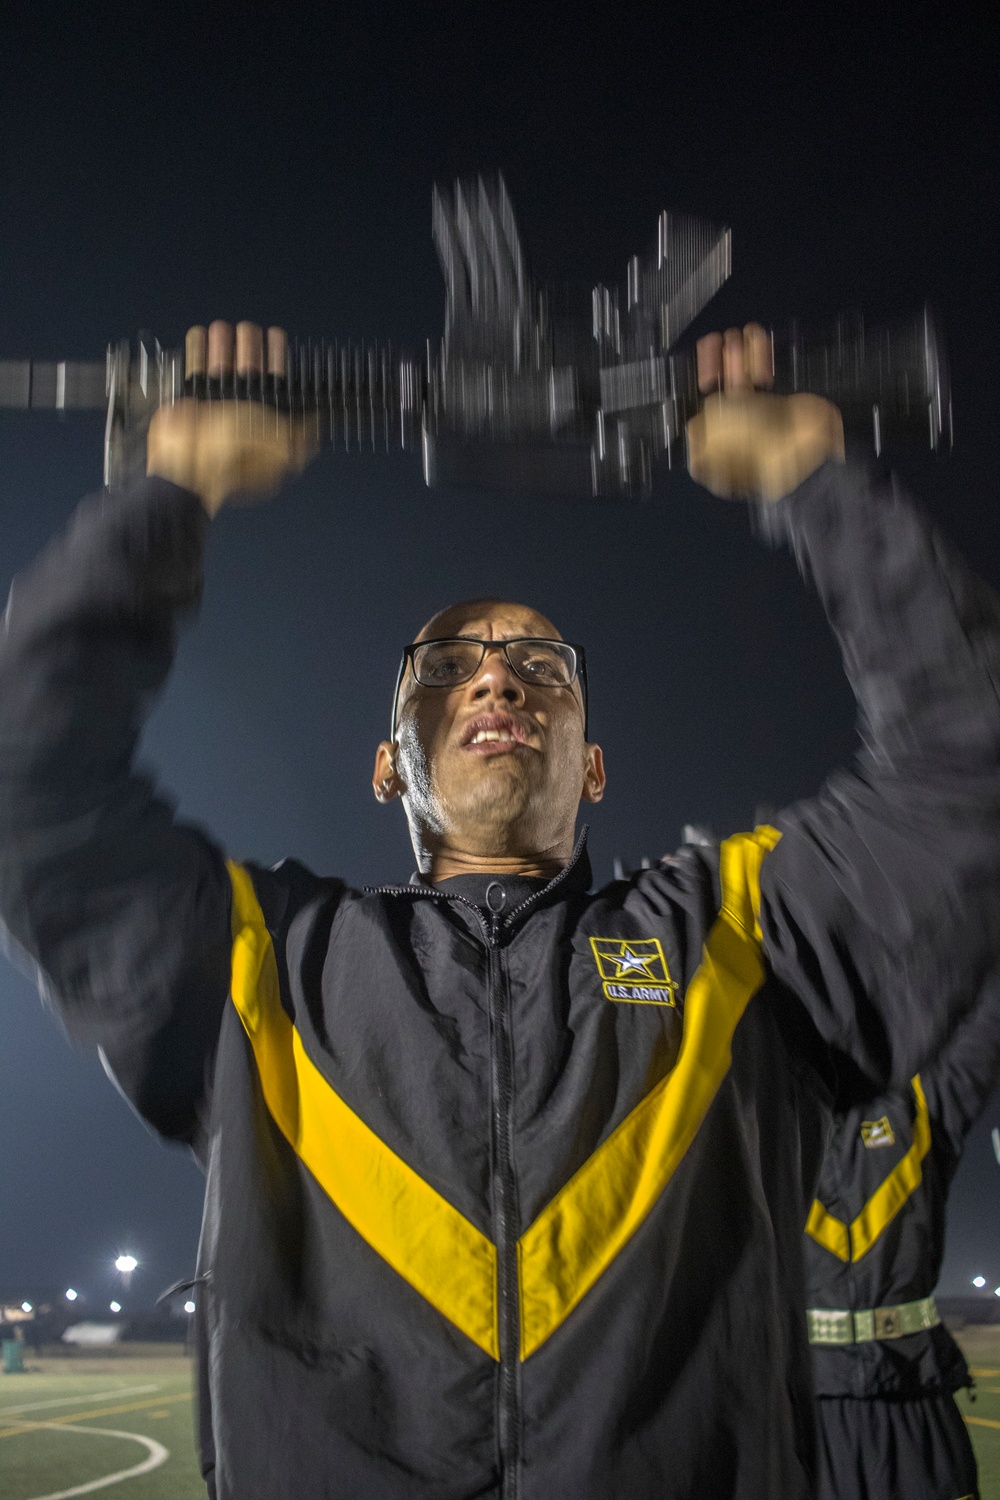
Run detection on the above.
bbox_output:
[973,1276,987,1288]
[114,1255,138,1274]
[184,1300,196,1314]
[20,1302,32,1313]
[110,1300,122,1313]
[65,1288,78,1301]
[993,1288,1000,1299]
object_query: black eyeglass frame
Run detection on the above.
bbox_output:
[389,637,589,742]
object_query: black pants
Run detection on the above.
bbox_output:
[815,1391,979,1500]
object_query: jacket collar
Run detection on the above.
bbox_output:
[371,827,592,933]
[407,826,591,899]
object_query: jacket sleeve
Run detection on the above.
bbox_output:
[920,967,1000,1164]
[756,460,1000,1098]
[0,477,233,1150]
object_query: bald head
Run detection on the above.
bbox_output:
[414,598,563,644]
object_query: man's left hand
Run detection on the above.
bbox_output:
[687,324,845,503]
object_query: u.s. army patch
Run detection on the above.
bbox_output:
[589,936,678,1006]
[860,1116,895,1148]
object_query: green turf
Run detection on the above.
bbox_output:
[954,1326,1000,1500]
[0,1355,204,1499]
[2,1337,1000,1497]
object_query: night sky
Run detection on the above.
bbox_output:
[0,4,997,1313]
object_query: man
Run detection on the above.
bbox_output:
[0,320,997,1500]
[806,971,1000,1500]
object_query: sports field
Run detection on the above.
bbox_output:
[3,1334,1000,1498]
[955,1326,1000,1500]
[0,1352,203,1500]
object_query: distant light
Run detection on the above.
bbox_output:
[20,1302,32,1313]
[109,1300,122,1313]
[993,1288,1000,1299]
[65,1288,78,1301]
[115,1255,138,1275]
[973,1276,987,1288]
[184,1300,196,1315]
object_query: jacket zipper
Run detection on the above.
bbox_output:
[487,858,580,1500]
[365,886,524,1494]
[366,837,586,1499]
[489,908,521,1500]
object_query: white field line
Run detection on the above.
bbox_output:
[22,1421,169,1499]
[0,1385,159,1418]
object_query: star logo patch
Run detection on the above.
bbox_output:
[589,937,677,1006]
[860,1116,896,1148]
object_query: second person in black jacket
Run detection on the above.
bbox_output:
[806,970,1000,1500]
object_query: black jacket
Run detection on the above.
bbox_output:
[806,971,1000,1401]
[1,461,999,1500]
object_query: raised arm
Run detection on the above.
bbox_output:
[689,326,1000,1096]
[0,323,314,1149]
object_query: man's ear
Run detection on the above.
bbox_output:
[373,741,405,804]
[581,743,606,805]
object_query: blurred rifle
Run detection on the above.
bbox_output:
[0,176,950,496]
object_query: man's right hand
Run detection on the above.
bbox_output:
[146,322,316,517]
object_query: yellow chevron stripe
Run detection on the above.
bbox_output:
[849,1074,930,1258]
[229,828,783,1366]
[805,1198,850,1261]
[805,1076,931,1263]
[227,861,499,1359]
[517,827,781,1359]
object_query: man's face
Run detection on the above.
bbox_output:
[376,601,604,863]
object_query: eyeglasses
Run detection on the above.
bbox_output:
[390,637,589,740]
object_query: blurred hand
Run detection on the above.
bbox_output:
[686,324,845,503]
[146,322,317,516]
